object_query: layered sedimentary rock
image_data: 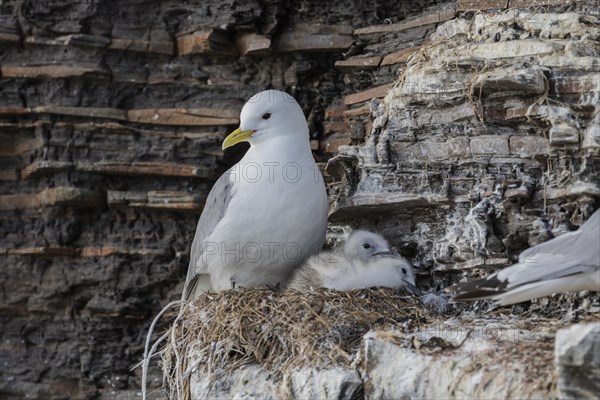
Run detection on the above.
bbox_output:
[0,1,450,398]
[1,0,599,399]
[329,2,600,282]
[188,1,600,399]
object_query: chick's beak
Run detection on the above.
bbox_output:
[373,249,401,257]
[222,127,256,150]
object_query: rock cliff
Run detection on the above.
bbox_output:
[0,0,598,399]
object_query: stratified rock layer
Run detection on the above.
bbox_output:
[0,1,433,398]
[1,0,599,399]
[328,4,600,282]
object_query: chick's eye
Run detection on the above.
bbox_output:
[262,112,271,120]
[362,243,371,249]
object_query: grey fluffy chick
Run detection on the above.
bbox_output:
[287,230,416,291]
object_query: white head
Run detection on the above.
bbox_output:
[222,90,309,149]
[343,230,395,263]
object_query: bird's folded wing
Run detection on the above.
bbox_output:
[518,209,600,264]
[450,254,598,301]
[448,210,600,302]
[182,169,235,300]
[498,253,597,287]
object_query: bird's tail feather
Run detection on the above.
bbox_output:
[182,273,213,300]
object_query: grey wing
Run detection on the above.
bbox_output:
[450,210,600,301]
[498,254,597,288]
[518,209,600,264]
[182,169,235,300]
[509,209,600,284]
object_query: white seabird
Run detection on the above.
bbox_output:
[182,90,329,297]
[447,209,600,305]
[287,230,417,291]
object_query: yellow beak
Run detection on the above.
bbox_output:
[222,128,255,150]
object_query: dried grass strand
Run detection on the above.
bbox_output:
[160,288,436,399]
[140,299,186,400]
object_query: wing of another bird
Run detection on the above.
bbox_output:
[518,209,600,265]
[182,169,236,300]
[505,210,599,286]
[451,256,598,302]
[449,209,600,304]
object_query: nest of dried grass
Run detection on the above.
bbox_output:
[159,287,440,399]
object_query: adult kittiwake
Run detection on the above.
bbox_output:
[182,90,329,297]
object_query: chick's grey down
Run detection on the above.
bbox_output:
[287,230,415,291]
[183,90,329,298]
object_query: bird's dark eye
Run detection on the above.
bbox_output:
[362,243,371,249]
[262,112,271,120]
[401,268,407,274]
